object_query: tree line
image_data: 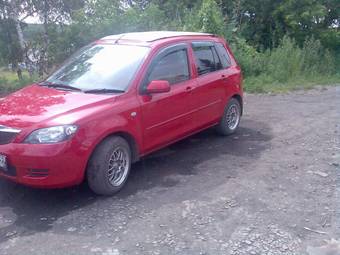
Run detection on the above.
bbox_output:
[0,0,339,84]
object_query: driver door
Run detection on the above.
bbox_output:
[139,43,196,153]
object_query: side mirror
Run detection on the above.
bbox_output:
[146,80,171,94]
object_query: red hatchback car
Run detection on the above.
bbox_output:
[0,31,243,195]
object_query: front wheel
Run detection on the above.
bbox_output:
[87,136,131,196]
[216,98,241,136]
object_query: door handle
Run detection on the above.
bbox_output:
[186,86,192,91]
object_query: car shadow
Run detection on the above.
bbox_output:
[118,119,272,197]
[0,118,272,243]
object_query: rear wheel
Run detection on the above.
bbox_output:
[87,136,131,196]
[216,98,241,136]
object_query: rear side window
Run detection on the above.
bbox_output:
[148,49,189,85]
[215,43,232,68]
[192,44,222,75]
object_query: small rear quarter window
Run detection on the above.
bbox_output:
[215,43,232,68]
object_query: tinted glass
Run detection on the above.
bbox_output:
[193,45,222,75]
[212,46,223,70]
[193,46,214,75]
[148,49,189,85]
[215,43,231,68]
[46,44,150,91]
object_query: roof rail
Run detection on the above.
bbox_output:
[102,31,214,43]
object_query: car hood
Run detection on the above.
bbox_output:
[0,84,115,129]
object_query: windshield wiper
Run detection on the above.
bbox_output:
[39,81,83,92]
[84,88,125,94]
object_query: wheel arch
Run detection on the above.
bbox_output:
[231,94,243,115]
[112,131,140,163]
[87,131,140,169]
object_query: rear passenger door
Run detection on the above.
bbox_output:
[189,41,226,128]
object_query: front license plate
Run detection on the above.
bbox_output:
[0,154,7,171]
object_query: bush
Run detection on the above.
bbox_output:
[232,36,339,92]
[231,37,266,77]
[301,37,336,75]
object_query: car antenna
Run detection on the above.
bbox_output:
[114,34,125,44]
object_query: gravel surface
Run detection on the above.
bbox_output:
[0,86,339,255]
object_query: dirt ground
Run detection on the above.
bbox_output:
[0,86,339,255]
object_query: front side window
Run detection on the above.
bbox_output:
[193,44,222,75]
[45,44,150,92]
[148,49,190,85]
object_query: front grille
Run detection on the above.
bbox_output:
[0,125,20,145]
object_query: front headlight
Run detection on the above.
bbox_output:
[24,125,78,144]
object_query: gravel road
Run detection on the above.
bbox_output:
[0,86,339,255]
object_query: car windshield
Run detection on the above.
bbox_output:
[45,44,150,92]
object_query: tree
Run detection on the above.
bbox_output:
[0,18,22,71]
[226,0,339,50]
[1,0,338,80]
[29,0,84,76]
[181,0,225,36]
[0,0,35,78]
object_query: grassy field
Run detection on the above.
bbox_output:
[244,74,340,93]
[0,70,37,95]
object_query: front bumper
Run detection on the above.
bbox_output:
[0,140,87,188]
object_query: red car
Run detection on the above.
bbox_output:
[0,31,243,195]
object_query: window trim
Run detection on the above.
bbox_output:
[139,43,191,94]
[191,41,223,77]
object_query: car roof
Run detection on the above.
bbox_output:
[101,31,215,44]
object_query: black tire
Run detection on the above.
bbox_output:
[87,136,131,196]
[216,98,241,136]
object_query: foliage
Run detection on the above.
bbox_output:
[231,37,265,77]
[223,0,340,52]
[233,36,339,92]
[183,0,225,35]
[0,12,23,69]
[0,0,339,93]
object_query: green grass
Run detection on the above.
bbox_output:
[244,74,340,93]
[0,70,37,94]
